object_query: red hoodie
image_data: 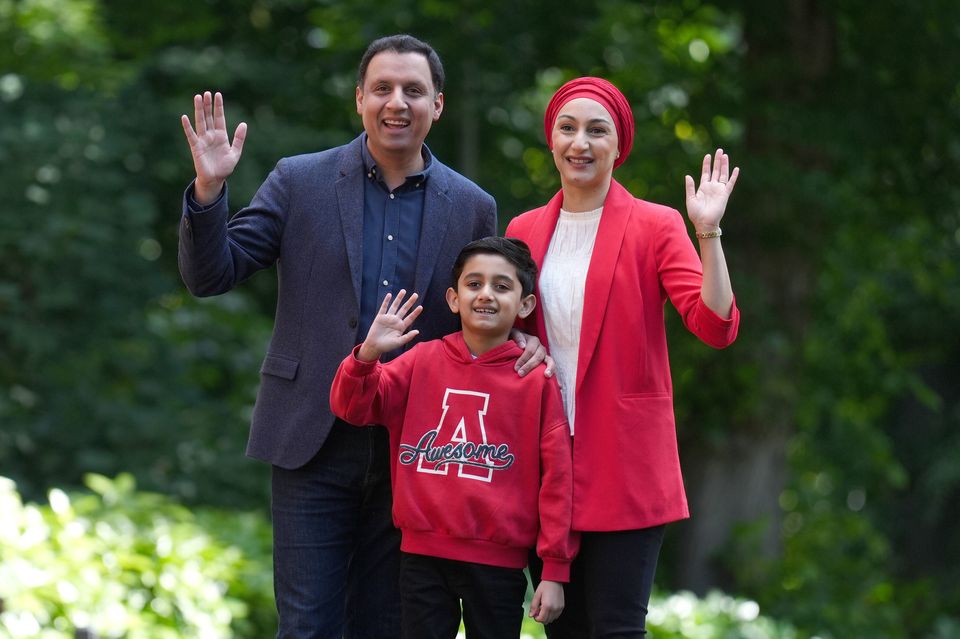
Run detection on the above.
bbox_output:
[330,332,578,582]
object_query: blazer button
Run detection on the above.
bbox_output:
[349,317,358,328]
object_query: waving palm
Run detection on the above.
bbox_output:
[180,91,247,203]
[685,149,739,232]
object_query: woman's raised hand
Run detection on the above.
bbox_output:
[684,149,739,233]
[180,91,247,205]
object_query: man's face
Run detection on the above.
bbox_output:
[356,51,443,162]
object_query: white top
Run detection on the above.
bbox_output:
[538,207,603,434]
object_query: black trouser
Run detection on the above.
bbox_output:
[529,526,665,639]
[400,552,529,639]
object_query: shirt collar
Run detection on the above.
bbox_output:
[360,133,434,187]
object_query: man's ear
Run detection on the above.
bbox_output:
[356,86,363,115]
[433,91,444,121]
[445,286,460,314]
[517,294,536,319]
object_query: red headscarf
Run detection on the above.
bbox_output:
[543,76,635,169]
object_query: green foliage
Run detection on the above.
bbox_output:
[0,474,274,639]
[0,5,273,506]
[645,591,801,639]
[1,475,803,639]
[2,1,959,638]
[727,472,901,636]
[715,1,960,637]
[514,590,801,639]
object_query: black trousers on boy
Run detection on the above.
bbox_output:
[400,552,528,639]
[529,526,665,639]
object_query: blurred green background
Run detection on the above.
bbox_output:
[1,0,958,637]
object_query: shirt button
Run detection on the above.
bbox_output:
[387,234,394,241]
[383,280,389,286]
[349,317,358,328]
[389,193,395,200]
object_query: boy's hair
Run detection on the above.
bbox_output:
[452,236,538,297]
[358,34,445,94]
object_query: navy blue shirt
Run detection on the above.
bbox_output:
[357,136,431,353]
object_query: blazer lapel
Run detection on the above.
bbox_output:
[335,137,365,305]
[525,191,564,350]
[413,167,452,297]
[575,179,632,393]
[525,190,564,268]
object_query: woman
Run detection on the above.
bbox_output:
[507,77,740,637]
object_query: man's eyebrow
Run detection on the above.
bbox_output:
[366,78,429,91]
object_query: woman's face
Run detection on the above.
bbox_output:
[551,97,619,192]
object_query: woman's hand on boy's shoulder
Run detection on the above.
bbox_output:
[510,329,554,378]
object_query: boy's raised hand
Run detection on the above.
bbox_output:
[357,290,424,362]
[529,580,565,625]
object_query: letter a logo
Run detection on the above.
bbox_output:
[417,389,494,482]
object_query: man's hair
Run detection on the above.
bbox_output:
[452,237,538,298]
[357,34,445,94]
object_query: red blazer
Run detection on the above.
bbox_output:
[506,179,740,531]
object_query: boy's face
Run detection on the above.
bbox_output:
[446,253,535,340]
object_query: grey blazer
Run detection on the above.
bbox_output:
[178,135,497,468]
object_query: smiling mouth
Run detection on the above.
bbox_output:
[383,119,410,128]
[473,308,497,314]
[567,157,593,165]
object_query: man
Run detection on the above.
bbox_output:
[177,35,548,638]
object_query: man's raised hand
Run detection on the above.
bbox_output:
[180,91,247,205]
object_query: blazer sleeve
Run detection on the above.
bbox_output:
[178,159,288,297]
[329,345,415,434]
[655,207,740,348]
[536,380,580,582]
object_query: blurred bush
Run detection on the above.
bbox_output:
[2,473,804,639]
[645,590,801,638]
[514,589,802,639]
[0,474,273,638]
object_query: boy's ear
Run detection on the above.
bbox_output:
[517,293,536,319]
[445,287,460,314]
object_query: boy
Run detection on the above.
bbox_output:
[330,237,577,639]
